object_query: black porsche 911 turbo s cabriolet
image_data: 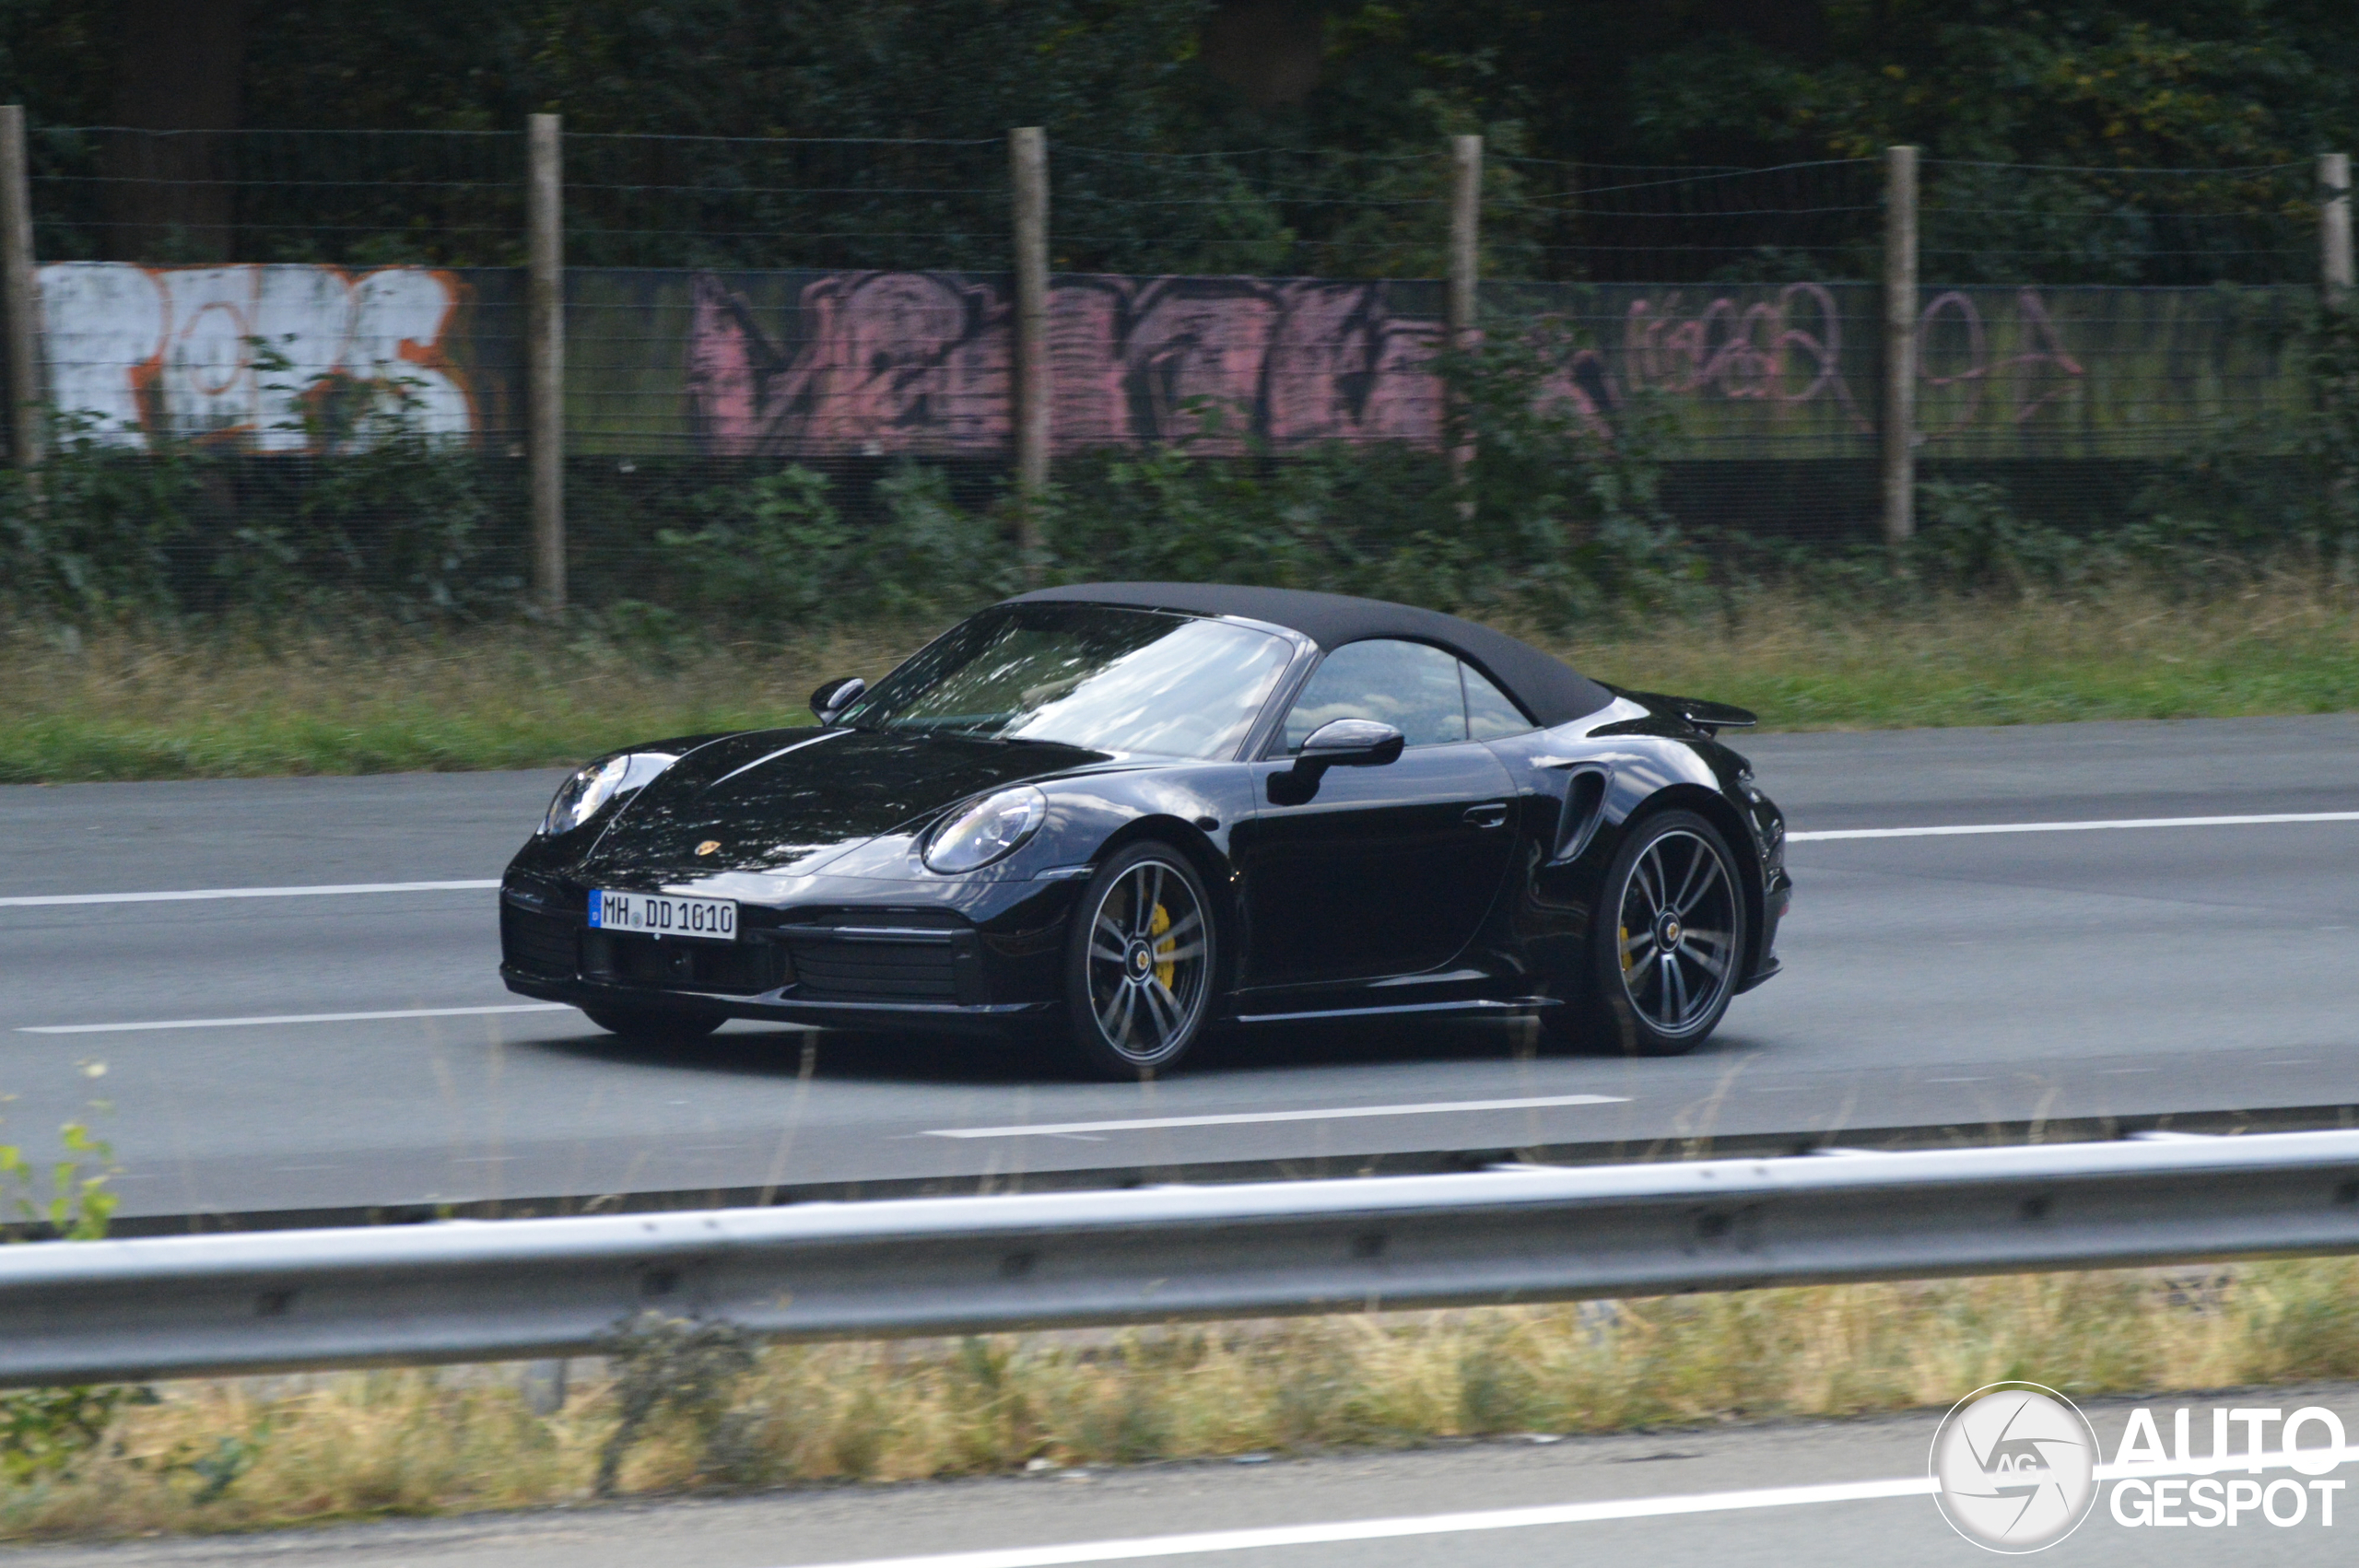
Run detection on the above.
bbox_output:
[500,583,1790,1077]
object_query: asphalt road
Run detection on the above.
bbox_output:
[18,1384,2357,1566]
[2,714,2355,1221]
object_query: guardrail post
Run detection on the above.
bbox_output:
[527,112,566,612]
[2324,152,2353,305]
[1880,146,1919,551]
[0,105,41,473]
[1009,126,1049,581]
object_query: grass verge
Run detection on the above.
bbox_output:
[6,1261,2359,1538]
[6,581,2359,784]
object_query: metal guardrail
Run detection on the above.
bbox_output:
[2,1129,2357,1387]
[94,1102,2359,1240]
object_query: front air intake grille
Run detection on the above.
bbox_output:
[581,930,785,995]
[501,905,578,977]
[785,930,960,1001]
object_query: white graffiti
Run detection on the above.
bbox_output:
[36,262,475,451]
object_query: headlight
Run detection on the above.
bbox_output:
[922,786,1048,873]
[539,751,679,837]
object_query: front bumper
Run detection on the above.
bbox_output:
[499,870,1074,1037]
[1735,860,1793,995]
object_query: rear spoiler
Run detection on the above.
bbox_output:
[1613,688,1759,738]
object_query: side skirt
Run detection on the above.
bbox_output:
[1233,997,1566,1026]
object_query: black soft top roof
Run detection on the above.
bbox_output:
[1009,582,1614,729]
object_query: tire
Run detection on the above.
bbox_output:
[580,1004,726,1044]
[1576,809,1747,1057]
[1062,841,1219,1079]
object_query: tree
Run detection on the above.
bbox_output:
[106,0,254,259]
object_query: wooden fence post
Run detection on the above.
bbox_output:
[1448,133,1482,497]
[2324,152,2353,304]
[1880,145,1919,550]
[0,105,41,473]
[1009,126,1049,579]
[527,112,566,612]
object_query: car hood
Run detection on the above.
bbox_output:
[573,726,1112,883]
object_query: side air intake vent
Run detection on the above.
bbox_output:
[1554,766,1611,863]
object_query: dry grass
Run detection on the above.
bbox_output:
[0,620,932,783]
[6,581,2357,782]
[1555,578,2359,732]
[7,1259,2359,1539]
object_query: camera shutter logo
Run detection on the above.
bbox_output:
[1931,1382,2100,1552]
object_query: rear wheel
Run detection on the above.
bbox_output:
[580,1004,725,1044]
[1573,809,1746,1057]
[1063,842,1217,1079]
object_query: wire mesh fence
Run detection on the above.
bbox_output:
[1919,159,2318,287]
[563,135,1009,272]
[1486,157,1884,285]
[29,126,527,267]
[1053,145,1448,277]
[3,125,2347,619]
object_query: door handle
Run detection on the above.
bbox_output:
[1463,802,1509,829]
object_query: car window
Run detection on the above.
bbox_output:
[1461,661,1534,739]
[845,604,1293,759]
[1282,639,1469,751]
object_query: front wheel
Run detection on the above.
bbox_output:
[1576,809,1747,1057]
[580,1004,725,1044]
[1062,842,1218,1079]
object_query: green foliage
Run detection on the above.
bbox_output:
[1028,332,1699,629]
[13,2,2354,280]
[0,407,518,627]
[1907,480,2097,593]
[596,1311,761,1496]
[0,1105,133,1491]
[0,292,2351,641]
[1445,320,1700,619]
[2130,298,2359,573]
[157,1429,267,1506]
[0,1387,145,1488]
[654,461,1021,631]
[0,1118,117,1242]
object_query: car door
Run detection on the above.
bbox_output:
[1233,638,1520,990]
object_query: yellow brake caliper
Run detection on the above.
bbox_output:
[1619,924,1633,975]
[1150,903,1176,989]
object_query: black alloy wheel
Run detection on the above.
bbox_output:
[1582,809,1746,1056]
[1063,841,1217,1078]
[580,1004,726,1044]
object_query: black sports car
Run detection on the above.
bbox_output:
[500,583,1790,1076]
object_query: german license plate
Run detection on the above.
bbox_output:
[587,889,738,942]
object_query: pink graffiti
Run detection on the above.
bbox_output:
[686,273,2087,458]
[1917,288,2087,433]
[1624,282,1868,428]
[687,272,1444,457]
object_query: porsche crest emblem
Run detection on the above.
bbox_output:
[695,840,721,856]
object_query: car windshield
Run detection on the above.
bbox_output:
[841,603,1294,760]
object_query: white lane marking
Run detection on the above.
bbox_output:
[771,1476,1937,1568]
[20,1003,570,1035]
[770,1444,2359,1568]
[0,879,499,908]
[923,1094,1628,1141]
[3,812,2347,904]
[5,812,2344,905]
[1790,810,2359,842]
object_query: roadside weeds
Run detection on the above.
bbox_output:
[5,579,2359,782]
[6,1259,2358,1539]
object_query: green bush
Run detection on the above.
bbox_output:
[6,302,2356,632]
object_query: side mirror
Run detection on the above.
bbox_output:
[1297,718,1404,768]
[811,676,867,726]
